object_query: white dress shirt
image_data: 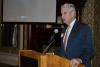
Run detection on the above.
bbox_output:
[63,18,76,48]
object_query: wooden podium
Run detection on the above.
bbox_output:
[19,50,84,67]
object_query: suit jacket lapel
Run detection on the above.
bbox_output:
[61,20,80,50]
[67,20,80,47]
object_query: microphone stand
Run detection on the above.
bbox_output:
[43,39,55,54]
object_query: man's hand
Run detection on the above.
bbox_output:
[71,58,82,67]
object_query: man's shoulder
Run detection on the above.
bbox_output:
[77,21,87,26]
[76,21,89,28]
[74,20,91,30]
[77,21,91,32]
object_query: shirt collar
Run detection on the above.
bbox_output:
[69,18,76,28]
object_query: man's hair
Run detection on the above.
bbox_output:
[61,3,76,18]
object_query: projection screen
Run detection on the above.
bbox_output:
[3,0,56,23]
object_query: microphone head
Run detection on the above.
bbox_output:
[54,29,59,34]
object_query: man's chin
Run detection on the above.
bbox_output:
[63,21,67,24]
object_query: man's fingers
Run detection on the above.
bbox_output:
[71,59,80,67]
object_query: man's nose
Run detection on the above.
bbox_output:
[61,15,65,19]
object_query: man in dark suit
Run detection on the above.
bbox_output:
[56,3,94,67]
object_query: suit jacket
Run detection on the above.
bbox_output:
[55,20,94,67]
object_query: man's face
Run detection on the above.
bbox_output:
[61,7,73,25]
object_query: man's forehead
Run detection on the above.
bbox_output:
[61,6,68,12]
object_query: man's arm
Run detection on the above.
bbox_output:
[80,25,94,67]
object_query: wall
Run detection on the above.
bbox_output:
[81,0,94,28]
[81,0,100,67]
[0,0,1,46]
[93,0,100,67]
[0,0,1,21]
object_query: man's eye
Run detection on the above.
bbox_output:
[64,12,67,14]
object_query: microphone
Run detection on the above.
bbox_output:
[48,29,59,43]
[43,29,59,54]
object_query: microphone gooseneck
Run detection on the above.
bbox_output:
[43,29,59,54]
